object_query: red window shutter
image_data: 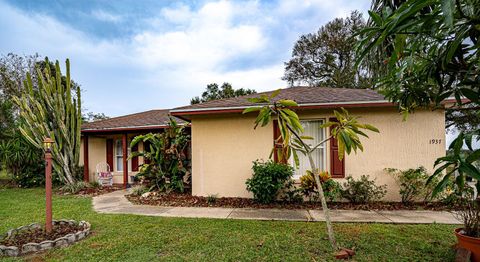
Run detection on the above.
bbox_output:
[273,120,287,163]
[143,141,151,164]
[131,143,139,171]
[106,139,114,171]
[330,118,345,178]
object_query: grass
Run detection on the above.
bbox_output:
[0,188,458,261]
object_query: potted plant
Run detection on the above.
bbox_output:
[427,133,480,260]
[453,192,480,261]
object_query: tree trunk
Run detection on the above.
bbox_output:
[307,153,338,251]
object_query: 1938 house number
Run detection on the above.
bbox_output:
[429,139,442,144]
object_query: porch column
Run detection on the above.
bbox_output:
[83,136,89,182]
[122,133,128,188]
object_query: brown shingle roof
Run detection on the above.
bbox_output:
[171,86,388,113]
[82,109,186,131]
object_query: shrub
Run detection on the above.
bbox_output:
[60,181,90,194]
[246,160,294,204]
[206,194,218,204]
[322,179,342,202]
[0,133,47,188]
[131,185,148,196]
[281,179,304,203]
[385,166,434,204]
[89,180,101,189]
[341,175,387,204]
[299,171,341,202]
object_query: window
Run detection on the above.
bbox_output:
[115,140,123,171]
[114,139,132,172]
[291,120,326,179]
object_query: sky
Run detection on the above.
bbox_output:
[0,0,371,116]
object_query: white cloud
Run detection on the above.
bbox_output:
[160,4,193,24]
[133,0,265,70]
[0,0,371,116]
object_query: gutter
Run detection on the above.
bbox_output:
[170,100,394,116]
[81,125,170,133]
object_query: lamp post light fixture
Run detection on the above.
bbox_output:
[43,138,54,233]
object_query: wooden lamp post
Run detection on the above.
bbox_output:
[43,138,54,233]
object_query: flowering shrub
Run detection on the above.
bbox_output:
[299,171,341,202]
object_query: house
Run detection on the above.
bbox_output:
[81,86,448,201]
[80,110,188,186]
[169,86,447,201]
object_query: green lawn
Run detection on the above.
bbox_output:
[0,188,457,261]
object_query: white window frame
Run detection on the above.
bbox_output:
[290,119,327,179]
[114,139,131,172]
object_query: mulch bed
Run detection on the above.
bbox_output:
[0,224,83,249]
[126,192,453,211]
[57,185,123,197]
[0,179,16,189]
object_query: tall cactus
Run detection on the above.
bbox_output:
[13,58,82,185]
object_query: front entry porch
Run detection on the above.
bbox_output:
[81,129,161,188]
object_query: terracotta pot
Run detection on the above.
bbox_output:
[455,228,480,262]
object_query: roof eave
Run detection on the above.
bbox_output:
[170,100,394,117]
[81,124,173,133]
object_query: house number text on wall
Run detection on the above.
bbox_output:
[429,139,442,144]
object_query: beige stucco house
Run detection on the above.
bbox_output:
[81,86,449,201]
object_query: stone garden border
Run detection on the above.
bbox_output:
[0,220,91,257]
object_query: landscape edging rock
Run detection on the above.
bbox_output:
[0,220,91,257]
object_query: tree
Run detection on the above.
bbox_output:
[0,53,39,99]
[356,0,480,194]
[82,111,109,122]
[13,58,83,185]
[283,11,381,89]
[243,90,379,251]
[446,104,480,133]
[0,53,83,136]
[0,99,16,139]
[190,82,256,104]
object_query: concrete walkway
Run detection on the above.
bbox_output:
[92,190,461,224]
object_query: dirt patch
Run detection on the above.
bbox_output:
[126,192,453,211]
[0,224,83,249]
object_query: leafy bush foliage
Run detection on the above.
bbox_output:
[299,171,341,202]
[246,160,294,204]
[322,179,342,202]
[206,194,218,204]
[385,167,435,204]
[60,181,90,194]
[341,175,387,204]
[280,179,304,203]
[89,180,101,189]
[130,185,148,196]
[447,188,480,238]
[0,133,47,187]
[130,118,190,193]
